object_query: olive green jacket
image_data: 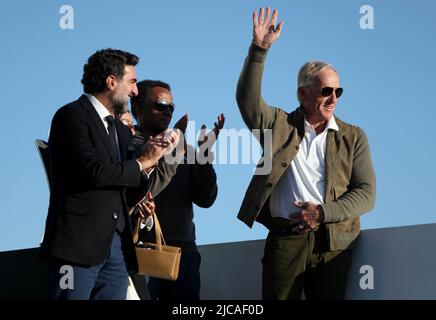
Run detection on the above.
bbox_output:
[236,43,376,250]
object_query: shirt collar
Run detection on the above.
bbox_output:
[86,94,112,123]
[326,116,339,131]
[304,115,339,133]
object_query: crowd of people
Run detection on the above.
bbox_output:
[39,7,375,300]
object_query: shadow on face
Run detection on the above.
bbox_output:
[299,69,341,124]
[138,86,174,135]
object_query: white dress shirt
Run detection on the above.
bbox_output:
[269,116,339,219]
[86,94,112,134]
[86,94,145,172]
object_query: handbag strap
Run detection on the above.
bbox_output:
[133,211,167,250]
[152,211,166,248]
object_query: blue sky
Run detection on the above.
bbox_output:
[1,0,435,252]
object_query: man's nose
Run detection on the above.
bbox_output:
[131,84,138,96]
[163,108,172,116]
[327,92,337,104]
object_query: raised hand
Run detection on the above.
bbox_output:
[253,7,283,49]
[198,113,225,148]
[174,114,188,134]
[213,113,225,139]
[173,114,189,155]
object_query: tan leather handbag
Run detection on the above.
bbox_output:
[133,211,181,281]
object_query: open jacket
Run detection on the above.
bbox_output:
[39,95,177,270]
[236,43,376,250]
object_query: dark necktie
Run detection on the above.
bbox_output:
[105,115,125,232]
[105,115,121,161]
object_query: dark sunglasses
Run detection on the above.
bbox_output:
[151,101,175,113]
[320,87,343,98]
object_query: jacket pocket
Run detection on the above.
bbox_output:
[333,186,347,200]
[64,195,90,216]
[326,218,361,250]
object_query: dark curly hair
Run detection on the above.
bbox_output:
[81,49,139,94]
[130,80,171,120]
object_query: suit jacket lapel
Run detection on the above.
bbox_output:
[79,95,116,162]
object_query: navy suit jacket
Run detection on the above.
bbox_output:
[39,95,148,271]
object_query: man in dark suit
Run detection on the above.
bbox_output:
[39,49,180,300]
[131,80,224,300]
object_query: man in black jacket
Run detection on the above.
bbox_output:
[131,80,224,300]
[39,49,180,300]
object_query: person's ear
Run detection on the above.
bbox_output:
[297,87,306,103]
[106,75,117,91]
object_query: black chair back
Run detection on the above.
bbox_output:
[34,139,52,192]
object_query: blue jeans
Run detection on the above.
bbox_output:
[47,232,129,300]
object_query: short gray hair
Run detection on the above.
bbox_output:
[297,61,337,103]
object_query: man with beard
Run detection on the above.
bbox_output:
[40,49,180,300]
[130,80,224,300]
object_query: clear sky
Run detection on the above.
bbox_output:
[1,0,435,252]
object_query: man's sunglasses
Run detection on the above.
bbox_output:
[320,87,343,98]
[151,101,175,113]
